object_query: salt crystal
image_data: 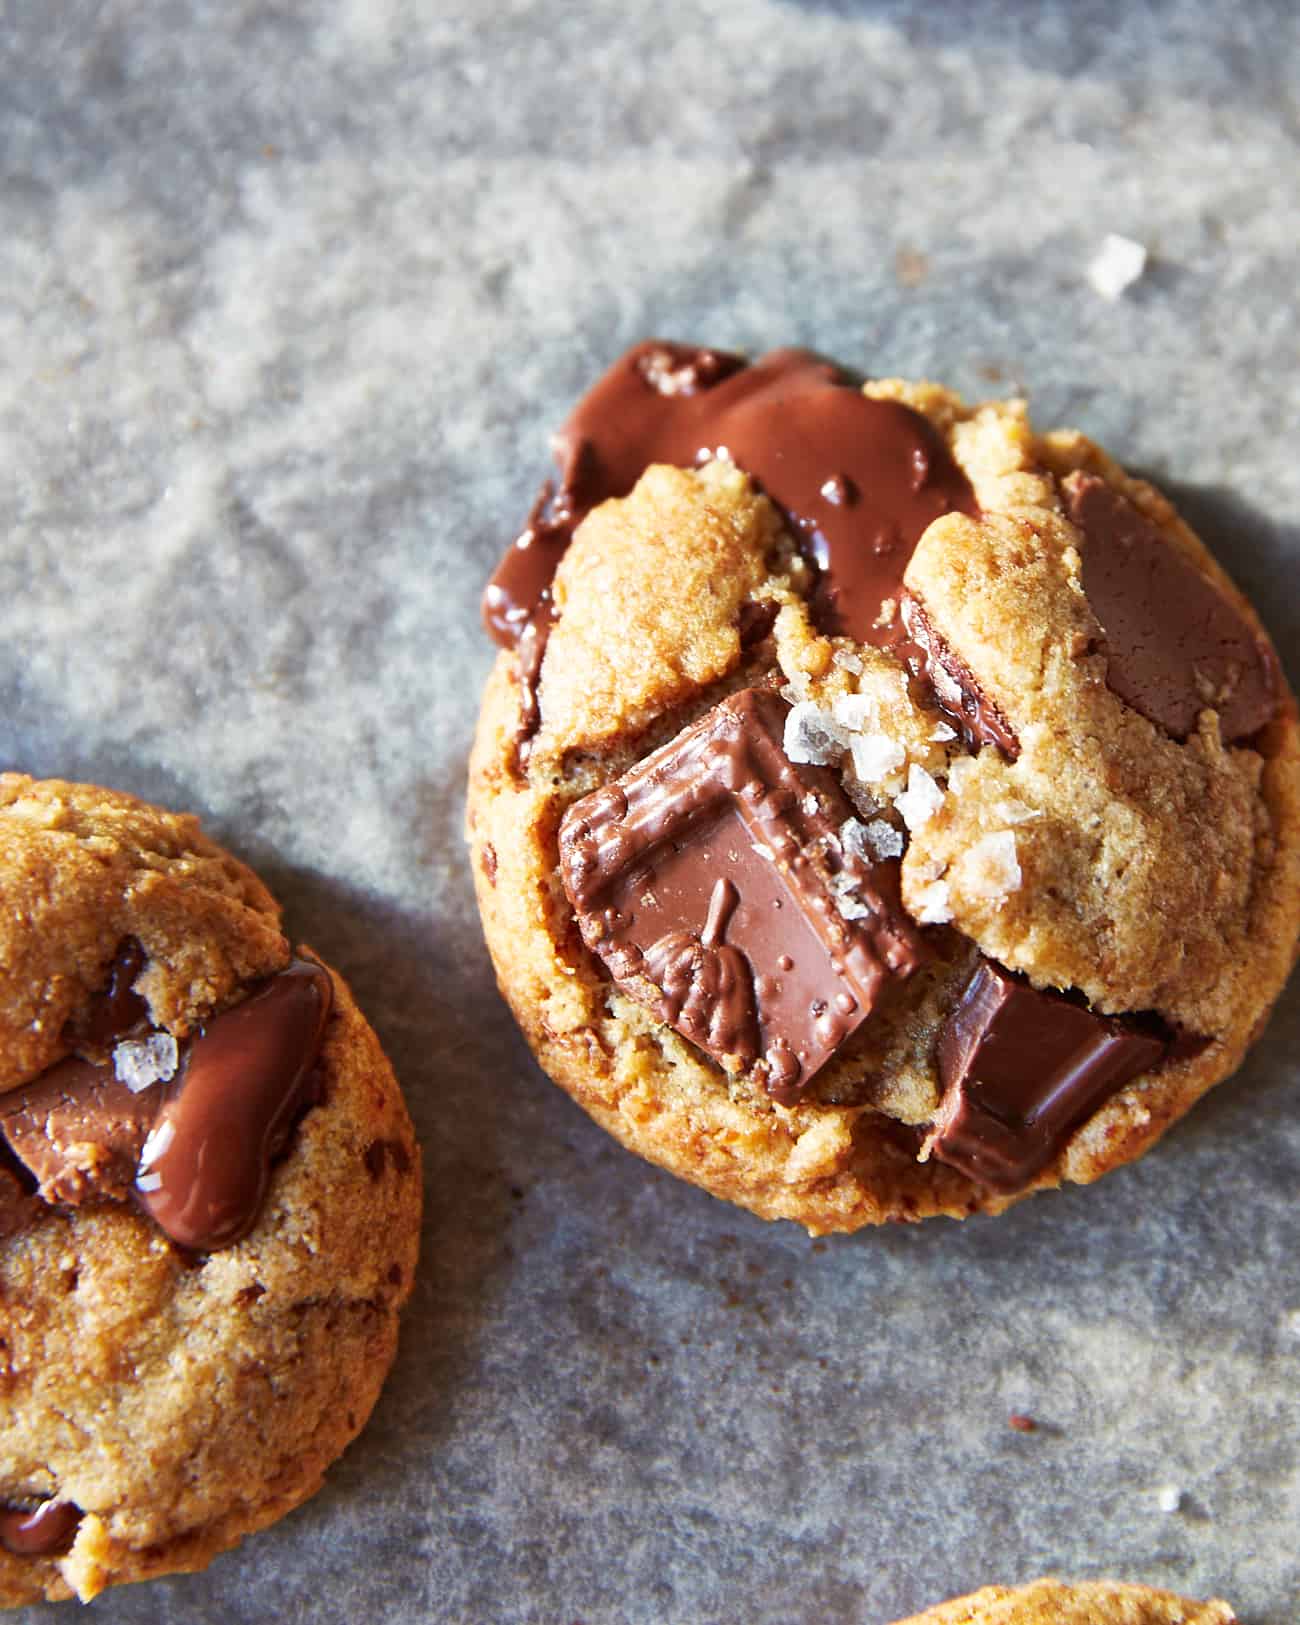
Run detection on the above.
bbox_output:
[961,830,1022,903]
[929,721,958,742]
[783,701,846,766]
[1087,233,1147,301]
[1154,1485,1182,1514]
[894,764,944,830]
[913,879,952,924]
[832,649,864,674]
[113,1033,179,1093]
[831,876,872,922]
[995,798,1040,825]
[864,819,904,860]
[850,733,906,784]
[840,816,905,863]
[831,693,875,732]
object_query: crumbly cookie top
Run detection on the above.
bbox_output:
[0,774,288,1093]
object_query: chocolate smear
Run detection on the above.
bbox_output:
[1062,472,1278,743]
[559,687,926,1102]
[0,1499,82,1558]
[897,591,1020,757]
[136,959,332,1251]
[483,341,978,749]
[927,959,1182,1191]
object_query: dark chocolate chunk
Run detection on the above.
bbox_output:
[1062,472,1278,743]
[1,960,332,1253]
[0,1499,82,1558]
[927,960,1170,1191]
[482,341,979,751]
[63,937,148,1053]
[897,591,1020,758]
[135,958,332,1251]
[559,688,926,1102]
[1,1055,162,1206]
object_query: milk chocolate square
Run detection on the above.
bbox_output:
[558,688,925,1101]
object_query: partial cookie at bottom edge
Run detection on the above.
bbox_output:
[0,960,421,1607]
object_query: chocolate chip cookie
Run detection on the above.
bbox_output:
[0,775,421,1605]
[468,342,1300,1229]
[890,1578,1236,1623]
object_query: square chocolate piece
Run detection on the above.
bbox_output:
[558,688,925,1101]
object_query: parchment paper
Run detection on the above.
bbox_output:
[2,2,1297,1620]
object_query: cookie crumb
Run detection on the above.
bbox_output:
[1007,1412,1037,1433]
[113,1034,180,1093]
[1087,233,1147,300]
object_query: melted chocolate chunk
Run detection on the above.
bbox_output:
[559,688,926,1102]
[897,591,1020,757]
[1,960,332,1253]
[63,938,148,1053]
[1063,472,1278,743]
[483,341,978,749]
[0,1499,82,1558]
[928,960,1173,1191]
[136,959,332,1252]
[1,1056,162,1206]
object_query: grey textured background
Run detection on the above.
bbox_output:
[3,1,1299,1621]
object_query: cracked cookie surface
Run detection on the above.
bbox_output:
[0,776,421,1606]
[468,345,1300,1230]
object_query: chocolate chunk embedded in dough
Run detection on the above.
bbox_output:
[927,959,1170,1190]
[897,590,1020,757]
[136,958,332,1251]
[1,1055,162,1206]
[0,1500,82,1558]
[1063,471,1278,742]
[559,687,926,1102]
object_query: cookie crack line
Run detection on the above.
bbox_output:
[472,338,1297,1223]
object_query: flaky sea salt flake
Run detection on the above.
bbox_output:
[864,819,904,860]
[1087,233,1147,300]
[929,721,958,742]
[113,1033,180,1093]
[832,693,876,733]
[894,764,944,830]
[850,732,906,785]
[913,879,952,925]
[783,701,846,766]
